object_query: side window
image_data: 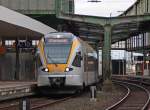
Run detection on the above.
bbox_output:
[72,52,82,67]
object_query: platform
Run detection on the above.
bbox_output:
[112,75,150,85]
[113,75,150,80]
[0,81,37,101]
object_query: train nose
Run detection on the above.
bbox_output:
[49,77,65,87]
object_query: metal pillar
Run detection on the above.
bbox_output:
[15,39,20,80]
[96,45,100,80]
[2,39,5,46]
[143,33,146,75]
[90,86,97,101]
[102,24,112,82]
[19,98,30,110]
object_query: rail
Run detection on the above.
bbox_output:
[106,80,150,110]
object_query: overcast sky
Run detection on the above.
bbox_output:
[75,0,136,17]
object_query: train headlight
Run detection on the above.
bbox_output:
[65,67,70,72]
[65,67,73,72]
[45,68,49,72]
[42,67,49,72]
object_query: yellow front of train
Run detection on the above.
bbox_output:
[37,32,83,88]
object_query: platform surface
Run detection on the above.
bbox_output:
[0,81,37,101]
[0,81,36,88]
[113,74,150,80]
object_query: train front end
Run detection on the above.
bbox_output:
[37,32,83,88]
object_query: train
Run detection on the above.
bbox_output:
[36,32,99,90]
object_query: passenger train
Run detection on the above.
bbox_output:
[36,32,99,90]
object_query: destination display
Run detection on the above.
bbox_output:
[45,38,71,44]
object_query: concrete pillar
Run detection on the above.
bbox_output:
[102,24,112,82]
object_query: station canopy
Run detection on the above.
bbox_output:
[60,13,150,46]
[0,6,56,40]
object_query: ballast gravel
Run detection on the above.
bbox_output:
[40,85,126,110]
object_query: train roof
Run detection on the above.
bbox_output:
[44,32,75,39]
[78,37,97,54]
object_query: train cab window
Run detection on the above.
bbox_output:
[72,52,82,67]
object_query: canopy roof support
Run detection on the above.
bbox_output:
[102,24,112,82]
[55,0,150,85]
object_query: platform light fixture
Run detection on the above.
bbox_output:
[117,11,125,15]
[56,35,61,38]
[88,0,102,3]
[117,11,125,13]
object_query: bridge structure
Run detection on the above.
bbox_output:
[0,0,74,30]
[55,0,150,84]
[0,0,150,86]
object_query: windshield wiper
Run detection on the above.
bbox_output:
[47,53,58,67]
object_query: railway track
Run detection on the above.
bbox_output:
[31,95,75,110]
[0,94,76,110]
[106,80,150,110]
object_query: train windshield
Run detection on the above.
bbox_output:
[44,38,72,64]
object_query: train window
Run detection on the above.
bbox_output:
[72,52,82,67]
[45,43,72,64]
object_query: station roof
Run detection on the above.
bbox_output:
[58,13,150,46]
[0,6,56,40]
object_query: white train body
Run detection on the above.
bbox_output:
[37,32,99,89]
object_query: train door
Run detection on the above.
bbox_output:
[84,53,97,85]
[71,51,84,86]
[80,51,84,84]
[84,54,88,86]
[87,53,97,84]
[94,56,99,82]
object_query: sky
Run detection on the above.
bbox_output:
[75,0,137,17]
